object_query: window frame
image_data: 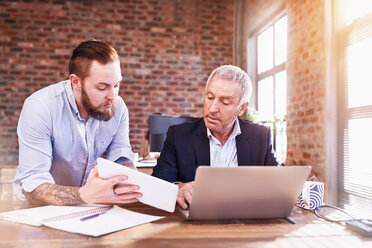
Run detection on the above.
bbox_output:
[252,12,287,113]
[247,11,287,164]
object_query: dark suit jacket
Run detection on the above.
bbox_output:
[152,118,279,182]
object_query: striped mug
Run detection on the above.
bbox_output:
[299,181,324,210]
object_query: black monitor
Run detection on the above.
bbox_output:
[149,115,197,152]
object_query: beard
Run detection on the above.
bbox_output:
[81,85,116,121]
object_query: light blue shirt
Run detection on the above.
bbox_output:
[207,118,241,167]
[13,80,134,200]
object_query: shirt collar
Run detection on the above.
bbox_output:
[64,80,85,121]
[207,118,241,140]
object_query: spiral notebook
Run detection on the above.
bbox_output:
[0,204,163,236]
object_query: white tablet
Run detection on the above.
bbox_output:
[97,157,178,212]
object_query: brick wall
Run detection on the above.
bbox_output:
[286,0,326,182]
[243,0,327,182]
[0,0,235,164]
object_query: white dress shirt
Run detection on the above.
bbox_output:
[207,118,241,167]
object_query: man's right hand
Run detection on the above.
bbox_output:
[79,166,142,204]
[176,181,194,209]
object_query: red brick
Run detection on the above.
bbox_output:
[55,49,70,55]
[0,36,10,41]
[303,152,311,159]
[172,27,186,33]
[18,42,34,48]
[151,27,165,33]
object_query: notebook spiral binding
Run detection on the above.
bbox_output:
[42,205,114,223]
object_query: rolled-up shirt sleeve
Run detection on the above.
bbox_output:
[106,99,135,164]
[13,98,55,200]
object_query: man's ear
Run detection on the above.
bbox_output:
[238,102,249,116]
[69,74,81,90]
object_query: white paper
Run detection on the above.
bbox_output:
[134,160,157,168]
[97,157,178,212]
[133,152,158,167]
[42,206,163,237]
[0,205,163,237]
[0,204,100,226]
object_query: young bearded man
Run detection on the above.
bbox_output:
[13,40,142,205]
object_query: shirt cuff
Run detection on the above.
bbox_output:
[13,172,55,201]
[115,157,132,165]
[108,147,135,164]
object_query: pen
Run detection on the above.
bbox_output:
[80,212,106,222]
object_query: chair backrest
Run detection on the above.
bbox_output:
[149,115,197,152]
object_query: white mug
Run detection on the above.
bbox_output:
[299,181,324,210]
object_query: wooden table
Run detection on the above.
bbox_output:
[1,165,371,247]
[1,198,371,248]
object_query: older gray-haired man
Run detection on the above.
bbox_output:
[152,65,280,209]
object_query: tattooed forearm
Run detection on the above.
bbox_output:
[23,183,85,206]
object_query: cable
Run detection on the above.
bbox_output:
[314,204,356,223]
[296,203,371,223]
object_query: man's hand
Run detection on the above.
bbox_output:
[176,181,194,209]
[79,166,142,204]
[23,165,142,206]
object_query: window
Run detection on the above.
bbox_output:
[255,14,287,164]
[336,0,372,219]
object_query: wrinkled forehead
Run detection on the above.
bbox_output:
[206,77,242,99]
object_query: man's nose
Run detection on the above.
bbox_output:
[106,87,116,100]
[209,100,219,113]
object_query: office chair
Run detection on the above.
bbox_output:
[149,114,197,152]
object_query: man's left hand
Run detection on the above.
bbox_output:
[176,181,194,209]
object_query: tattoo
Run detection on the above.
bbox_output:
[23,183,85,206]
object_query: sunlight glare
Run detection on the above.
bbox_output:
[346,118,372,188]
[258,76,273,121]
[339,0,372,25]
[275,16,287,66]
[347,35,372,108]
[258,27,273,74]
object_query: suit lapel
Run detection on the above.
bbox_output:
[236,119,252,165]
[193,120,210,166]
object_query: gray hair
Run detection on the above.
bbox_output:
[205,65,252,105]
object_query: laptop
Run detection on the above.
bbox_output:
[181,166,311,220]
